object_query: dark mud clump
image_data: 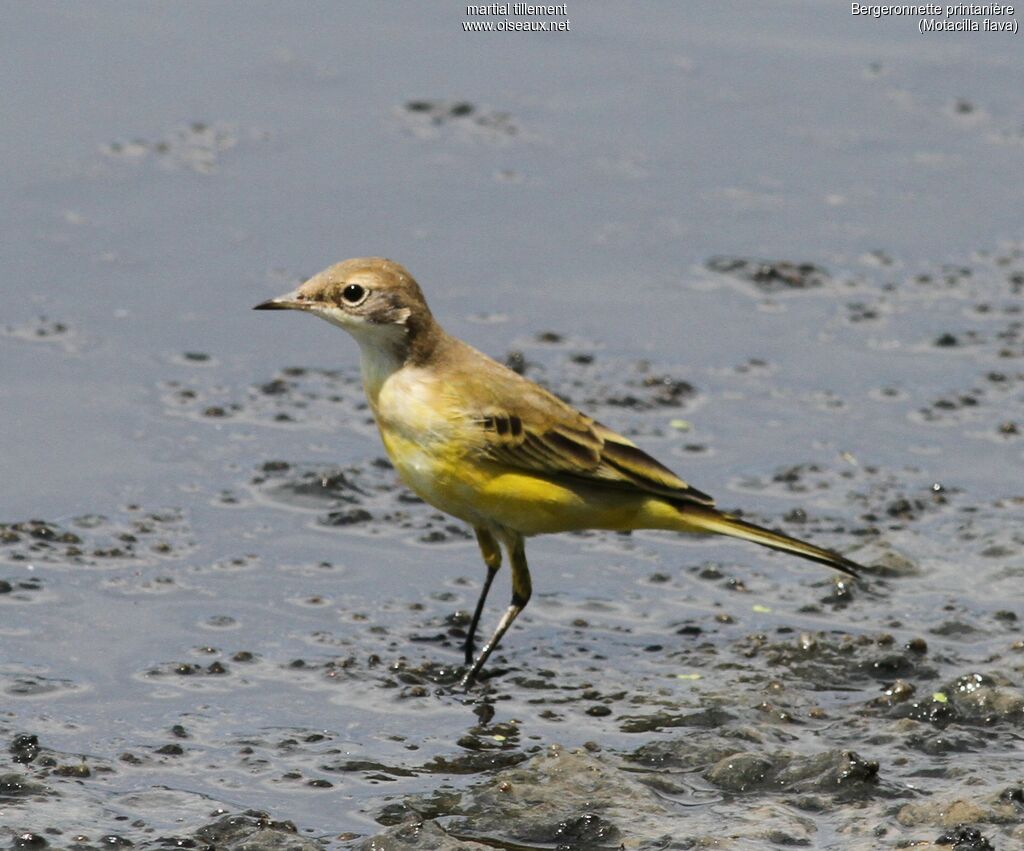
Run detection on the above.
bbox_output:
[702,748,880,796]
[706,256,831,293]
[0,509,191,566]
[192,810,322,851]
[876,671,1024,727]
[1,316,77,350]
[400,100,519,142]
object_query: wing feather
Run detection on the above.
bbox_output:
[469,398,712,506]
[442,338,714,507]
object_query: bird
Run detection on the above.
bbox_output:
[255,258,863,687]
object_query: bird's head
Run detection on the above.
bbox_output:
[255,257,438,358]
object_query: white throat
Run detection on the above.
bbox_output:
[358,338,406,403]
[310,305,412,402]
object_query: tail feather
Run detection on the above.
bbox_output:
[679,506,862,578]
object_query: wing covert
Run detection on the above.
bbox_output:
[472,408,713,506]
[440,337,714,507]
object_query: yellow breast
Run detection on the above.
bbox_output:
[367,363,484,524]
[364,359,665,536]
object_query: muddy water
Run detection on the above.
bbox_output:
[2,3,1023,849]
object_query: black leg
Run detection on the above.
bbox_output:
[465,566,499,664]
[465,528,503,664]
[461,532,532,688]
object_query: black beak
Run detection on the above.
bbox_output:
[253,298,290,310]
[253,289,308,311]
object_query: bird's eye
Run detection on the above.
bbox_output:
[342,283,367,305]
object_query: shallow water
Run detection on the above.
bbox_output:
[2,3,1023,849]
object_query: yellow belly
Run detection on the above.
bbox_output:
[368,362,688,536]
[381,427,685,536]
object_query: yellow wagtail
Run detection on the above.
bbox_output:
[256,258,863,686]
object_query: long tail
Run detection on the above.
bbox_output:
[678,505,862,578]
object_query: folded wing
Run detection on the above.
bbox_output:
[451,362,713,507]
